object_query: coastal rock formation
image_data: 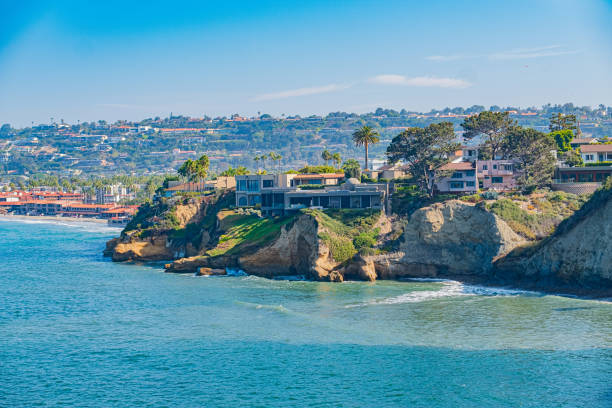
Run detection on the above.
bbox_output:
[237,214,321,278]
[371,200,525,279]
[105,232,176,262]
[494,186,612,294]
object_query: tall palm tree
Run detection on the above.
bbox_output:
[332,152,341,169]
[254,155,260,172]
[321,149,332,166]
[269,152,282,174]
[352,125,380,170]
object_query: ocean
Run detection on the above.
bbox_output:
[1,219,611,407]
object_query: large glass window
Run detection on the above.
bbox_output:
[247,180,259,191]
[578,173,593,182]
[465,170,475,177]
[451,172,463,179]
[491,177,503,184]
[263,180,274,188]
[238,180,247,191]
[449,181,463,189]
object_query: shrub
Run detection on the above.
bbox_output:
[480,191,499,200]
[353,232,377,250]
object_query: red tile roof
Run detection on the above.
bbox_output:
[581,144,612,153]
[439,161,476,171]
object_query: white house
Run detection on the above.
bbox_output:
[580,144,612,164]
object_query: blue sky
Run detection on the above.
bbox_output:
[1,0,611,126]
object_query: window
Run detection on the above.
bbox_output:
[503,164,513,171]
[492,177,503,184]
[247,180,259,191]
[607,154,612,160]
[449,181,463,189]
[482,165,488,170]
[465,181,475,187]
[578,173,593,182]
[585,154,594,161]
[493,165,498,169]
[238,197,247,206]
[263,180,273,188]
[451,172,463,179]
[465,170,475,177]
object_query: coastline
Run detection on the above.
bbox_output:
[0,214,115,225]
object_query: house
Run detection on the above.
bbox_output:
[290,173,344,187]
[164,177,236,196]
[553,165,612,194]
[570,137,599,150]
[374,164,410,180]
[580,144,612,164]
[434,161,478,194]
[477,160,518,191]
[235,174,386,215]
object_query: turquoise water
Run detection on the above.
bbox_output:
[1,219,611,407]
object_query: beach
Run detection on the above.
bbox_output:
[0,214,111,224]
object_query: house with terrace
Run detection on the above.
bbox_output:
[235,174,386,215]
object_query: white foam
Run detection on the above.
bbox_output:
[347,281,539,308]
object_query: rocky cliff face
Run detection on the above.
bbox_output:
[105,196,218,262]
[371,200,525,280]
[494,188,612,295]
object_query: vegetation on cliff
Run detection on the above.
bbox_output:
[205,210,295,257]
[303,209,382,263]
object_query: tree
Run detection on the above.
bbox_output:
[269,152,282,174]
[387,122,459,197]
[332,152,341,168]
[342,159,361,179]
[550,129,573,152]
[177,155,209,182]
[219,166,250,177]
[254,156,261,172]
[503,127,556,191]
[461,111,515,159]
[549,113,577,132]
[352,125,380,170]
[321,149,332,166]
[562,149,583,167]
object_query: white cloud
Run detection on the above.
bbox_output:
[369,74,471,89]
[489,45,577,60]
[252,84,349,101]
[425,55,469,62]
[427,45,578,62]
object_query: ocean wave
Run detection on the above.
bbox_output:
[234,300,291,313]
[0,216,121,233]
[346,281,539,308]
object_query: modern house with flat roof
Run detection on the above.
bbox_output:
[235,174,386,215]
[552,165,612,194]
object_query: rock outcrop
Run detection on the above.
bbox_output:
[370,200,525,279]
[237,214,322,278]
[105,232,176,262]
[494,187,612,295]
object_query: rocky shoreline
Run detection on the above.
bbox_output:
[105,188,612,298]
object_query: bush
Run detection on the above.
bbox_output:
[480,191,499,200]
[459,193,481,203]
[353,232,377,250]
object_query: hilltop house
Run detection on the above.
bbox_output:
[164,176,236,197]
[580,144,612,164]
[235,174,386,215]
[434,161,478,194]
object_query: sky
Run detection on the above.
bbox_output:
[1,0,611,126]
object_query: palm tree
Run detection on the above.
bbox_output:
[332,152,341,169]
[352,125,380,170]
[321,149,332,166]
[259,154,267,171]
[254,155,261,172]
[269,152,282,174]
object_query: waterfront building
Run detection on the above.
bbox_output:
[235,174,386,215]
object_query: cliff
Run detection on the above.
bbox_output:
[104,191,232,262]
[494,182,612,295]
[107,186,612,296]
[370,200,525,280]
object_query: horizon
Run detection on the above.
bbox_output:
[2,0,612,127]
